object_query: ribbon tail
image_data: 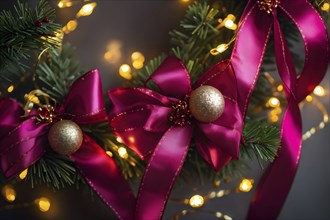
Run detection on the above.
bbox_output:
[135,126,193,220]
[247,101,302,220]
[247,9,303,220]
[70,135,135,220]
[231,4,273,118]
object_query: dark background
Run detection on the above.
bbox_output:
[0,1,329,219]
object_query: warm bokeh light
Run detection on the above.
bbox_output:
[116,136,123,143]
[277,84,283,92]
[118,147,129,159]
[77,2,97,17]
[19,168,28,180]
[119,64,132,80]
[106,151,113,157]
[36,197,51,212]
[104,40,122,64]
[66,20,78,32]
[321,2,329,11]
[313,85,325,96]
[216,44,227,53]
[305,95,313,102]
[7,85,14,93]
[131,51,145,69]
[58,0,73,8]
[267,97,280,108]
[239,179,254,192]
[2,185,16,202]
[189,195,204,208]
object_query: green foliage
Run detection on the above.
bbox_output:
[0,0,61,92]
[27,151,83,190]
[36,43,82,103]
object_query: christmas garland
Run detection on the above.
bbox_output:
[0,0,329,219]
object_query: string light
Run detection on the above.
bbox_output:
[302,96,329,141]
[57,0,73,8]
[305,95,313,102]
[119,64,132,80]
[104,40,122,64]
[7,85,14,93]
[313,85,325,96]
[267,97,280,108]
[321,2,329,11]
[77,2,97,18]
[63,19,78,34]
[106,151,113,157]
[189,195,204,208]
[277,84,283,92]
[239,179,254,192]
[118,147,129,159]
[210,44,228,55]
[116,136,123,143]
[218,14,237,30]
[35,197,51,212]
[2,185,16,202]
[131,51,145,70]
[18,168,28,180]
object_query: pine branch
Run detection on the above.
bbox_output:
[0,0,62,92]
[36,42,82,103]
[26,150,83,190]
[241,121,281,168]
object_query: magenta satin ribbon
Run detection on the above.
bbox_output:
[231,0,329,219]
[0,70,135,220]
[108,56,244,219]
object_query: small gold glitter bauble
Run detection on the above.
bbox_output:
[48,120,83,155]
[189,85,225,123]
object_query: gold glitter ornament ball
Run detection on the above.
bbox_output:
[189,85,225,123]
[48,120,83,155]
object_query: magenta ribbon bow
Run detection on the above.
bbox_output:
[230,0,329,219]
[108,56,243,219]
[0,70,135,220]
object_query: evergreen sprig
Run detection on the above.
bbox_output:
[36,42,82,103]
[0,0,61,92]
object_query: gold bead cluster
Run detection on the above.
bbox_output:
[257,0,281,14]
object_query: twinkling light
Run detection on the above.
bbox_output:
[2,185,16,202]
[104,40,122,64]
[131,51,145,69]
[106,151,113,157]
[7,85,14,93]
[267,97,280,108]
[36,197,51,212]
[118,147,129,159]
[210,44,228,55]
[313,85,325,96]
[77,2,97,17]
[116,136,123,143]
[321,2,329,11]
[119,64,132,80]
[58,0,73,8]
[277,84,283,92]
[305,95,313,102]
[66,20,78,31]
[239,179,254,192]
[18,168,28,180]
[189,195,204,208]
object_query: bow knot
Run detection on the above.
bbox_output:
[108,56,243,220]
[257,0,280,13]
[168,99,192,127]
